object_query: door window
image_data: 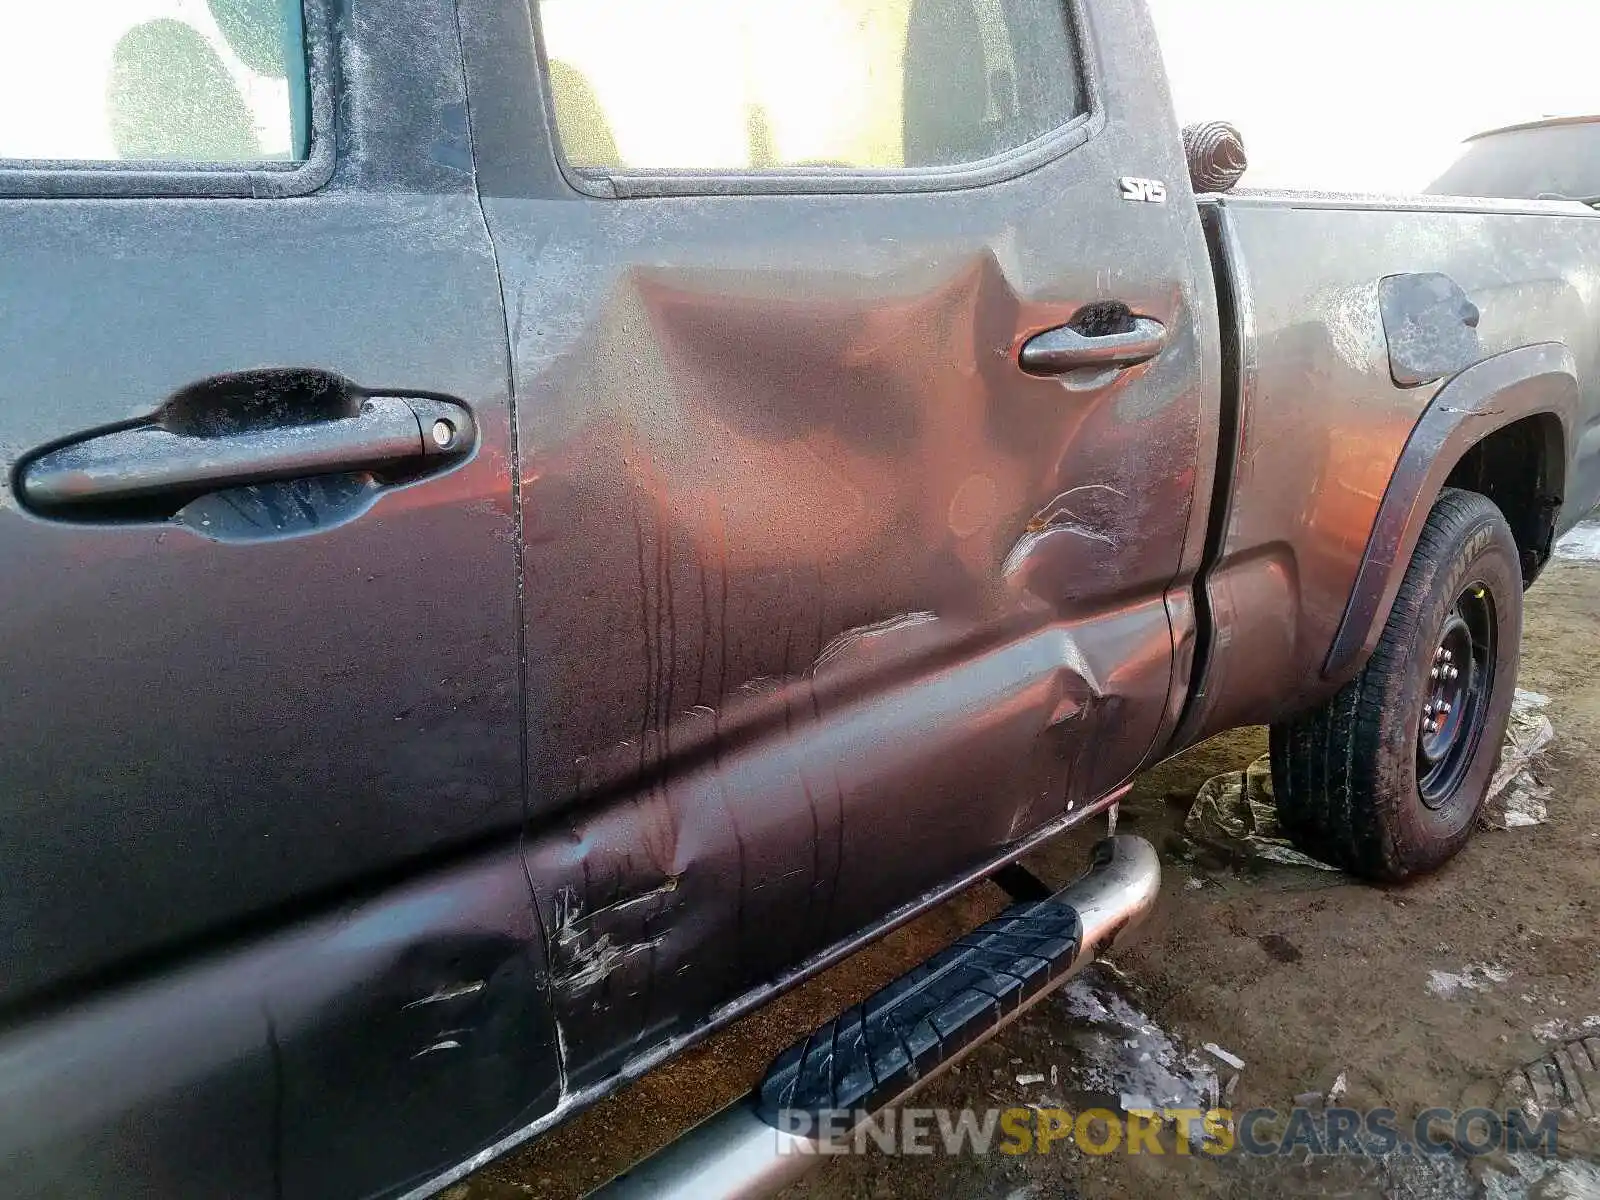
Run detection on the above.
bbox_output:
[0,1,308,161]
[537,0,1086,173]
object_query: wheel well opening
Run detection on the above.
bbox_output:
[1442,413,1565,584]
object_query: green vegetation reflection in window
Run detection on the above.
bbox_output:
[0,0,309,163]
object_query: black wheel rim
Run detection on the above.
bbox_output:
[1417,582,1496,809]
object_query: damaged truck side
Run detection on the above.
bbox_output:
[2,0,1599,1196]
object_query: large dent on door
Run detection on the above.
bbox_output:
[516,247,1185,788]
[511,241,1191,1087]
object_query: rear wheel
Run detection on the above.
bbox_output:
[1270,488,1522,880]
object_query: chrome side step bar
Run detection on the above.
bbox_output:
[589,835,1162,1200]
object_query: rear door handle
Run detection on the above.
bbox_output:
[20,395,473,512]
[1019,316,1168,375]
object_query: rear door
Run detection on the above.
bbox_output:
[461,0,1217,1086]
[0,2,558,1196]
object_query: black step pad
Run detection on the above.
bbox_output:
[755,899,1083,1128]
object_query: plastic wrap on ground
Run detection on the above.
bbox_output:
[1484,689,1555,829]
[1187,688,1557,863]
[1183,754,1339,871]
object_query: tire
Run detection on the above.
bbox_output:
[1270,488,1523,881]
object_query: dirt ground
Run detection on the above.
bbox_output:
[458,552,1600,1200]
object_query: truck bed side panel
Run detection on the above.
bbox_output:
[1181,194,1600,744]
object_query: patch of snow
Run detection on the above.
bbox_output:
[1533,1014,1600,1040]
[1202,1042,1245,1070]
[1377,1145,1600,1200]
[1427,962,1512,999]
[1482,1155,1600,1200]
[1053,968,1223,1147]
[1555,519,1600,562]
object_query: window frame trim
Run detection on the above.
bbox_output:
[0,0,335,199]
[530,0,1105,199]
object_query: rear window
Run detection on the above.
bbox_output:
[537,0,1086,175]
[0,1,308,163]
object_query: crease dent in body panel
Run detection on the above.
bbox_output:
[1041,624,1103,727]
[411,1038,464,1059]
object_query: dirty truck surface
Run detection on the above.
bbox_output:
[2,0,1599,1197]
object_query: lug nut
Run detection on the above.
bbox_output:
[1448,666,1459,681]
[1431,667,1441,679]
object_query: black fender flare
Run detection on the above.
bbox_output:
[1323,342,1577,679]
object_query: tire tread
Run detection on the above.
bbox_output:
[1270,489,1521,880]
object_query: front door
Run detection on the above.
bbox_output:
[463,0,1217,1087]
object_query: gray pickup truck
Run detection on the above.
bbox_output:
[2,0,1598,1197]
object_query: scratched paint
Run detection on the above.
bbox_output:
[549,880,680,998]
[1003,484,1127,578]
[811,611,940,677]
[402,980,487,1009]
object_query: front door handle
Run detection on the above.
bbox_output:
[1019,316,1168,375]
[20,395,473,512]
